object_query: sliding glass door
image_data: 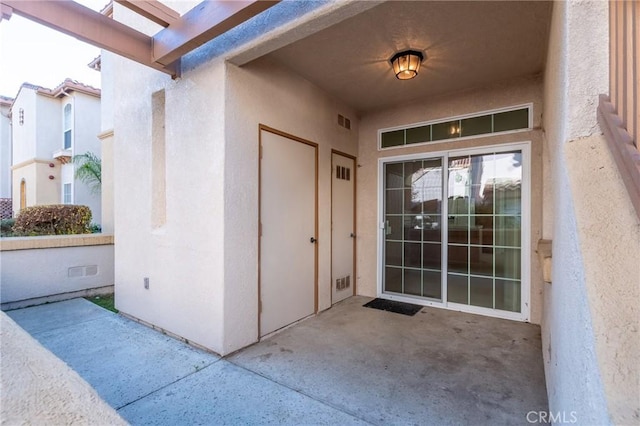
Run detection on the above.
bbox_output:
[382,145,527,318]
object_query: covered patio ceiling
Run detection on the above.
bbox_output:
[0,0,552,115]
[261,1,553,115]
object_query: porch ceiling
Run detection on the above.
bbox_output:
[263,1,552,115]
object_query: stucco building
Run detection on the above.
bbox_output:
[1,0,637,424]
[9,80,102,224]
[0,95,12,218]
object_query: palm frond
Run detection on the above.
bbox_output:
[73,152,102,194]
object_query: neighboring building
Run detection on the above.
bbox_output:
[0,95,12,219]
[10,80,102,224]
[2,0,638,424]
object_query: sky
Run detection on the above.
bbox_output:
[0,0,107,99]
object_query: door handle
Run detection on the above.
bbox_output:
[310,237,317,243]
[350,233,356,238]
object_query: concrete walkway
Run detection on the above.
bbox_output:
[5,296,548,425]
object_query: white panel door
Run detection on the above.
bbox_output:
[331,152,355,304]
[260,129,316,337]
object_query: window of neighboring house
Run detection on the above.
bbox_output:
[63,104,72,149]
[19,108,24,125]
[20,179,26,209]
[63,183,72,204]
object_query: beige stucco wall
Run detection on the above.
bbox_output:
[11,89,39,164]
[99,130,114,234]
[111,1,226,354]
[565,134,640,424]
[70,92,102,225]
[0,102,11,199]
[0,235,114,308]
[224,57,359,353]
[357,75,544,324]
[112,65,227,354]
[539,1,638,424]
[109,0,377,356]
[11,160,61,214]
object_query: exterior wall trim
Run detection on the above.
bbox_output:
[0,234,114,251]
[11,158,54,170]
[597,94,640,217]
[97,129,114,140]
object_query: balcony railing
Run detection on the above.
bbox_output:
[597,0,639,217]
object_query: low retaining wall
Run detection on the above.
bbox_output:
[0,234,114,310]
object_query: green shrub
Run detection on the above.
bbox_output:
[89,223,102,233]
[0,218,16,237]
[12,205,92,236]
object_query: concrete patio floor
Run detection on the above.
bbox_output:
[6,296,547,425]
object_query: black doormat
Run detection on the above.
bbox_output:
[363,298,423,316]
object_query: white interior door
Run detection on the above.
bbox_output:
[260,129,317,337]
[331,152,356,304]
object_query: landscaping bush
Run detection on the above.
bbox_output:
[12,205,92,236]
[88,223,102,233]
[0,218,15,237]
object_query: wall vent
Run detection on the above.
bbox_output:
[338,114,351,130]
[336,275,351,290]
[336,165,351,181]
[68,265,99,278]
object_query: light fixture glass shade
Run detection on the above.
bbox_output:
[390,50,424,80]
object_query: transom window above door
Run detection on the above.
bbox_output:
[379,105,531,149]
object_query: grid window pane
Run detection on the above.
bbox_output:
[404,243,421,268]
[404,188,423,214]
[448,245,468,273]
[385,163,404,188]
[422,243,441,269]
[495,248,521,279]
[406,125,430,144]
[385,242,402,266]
[470,276,493,308]
[447,274,468,304]
[381,130,405,147]
[385,189,403,215]
[423,270,442,299]
[385,216,402,241]
[493,108,529,132]
[461,115,492,137]
[432,120,460,140]
[470,249,493,276]
[404,269,422,296]
[495,279,521,312]
[422,219,442,242]
[64,130,72,149]
[404,215,422,241]
[385,267,402,293]
[495,216,521,247]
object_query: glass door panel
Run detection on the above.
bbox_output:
[445,151,522,313]
[382,148,524,315]
[383,159,443,300]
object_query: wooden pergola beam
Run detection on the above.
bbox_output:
[0,2,12,21]
[1,0,280,76]
[114,0,179,28]
[152,0,279,66]
[0,0,178,76]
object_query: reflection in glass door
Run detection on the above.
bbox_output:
[384,159,443,300]
[382,149,524,315]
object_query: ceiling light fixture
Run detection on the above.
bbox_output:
[390,50,424,80]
